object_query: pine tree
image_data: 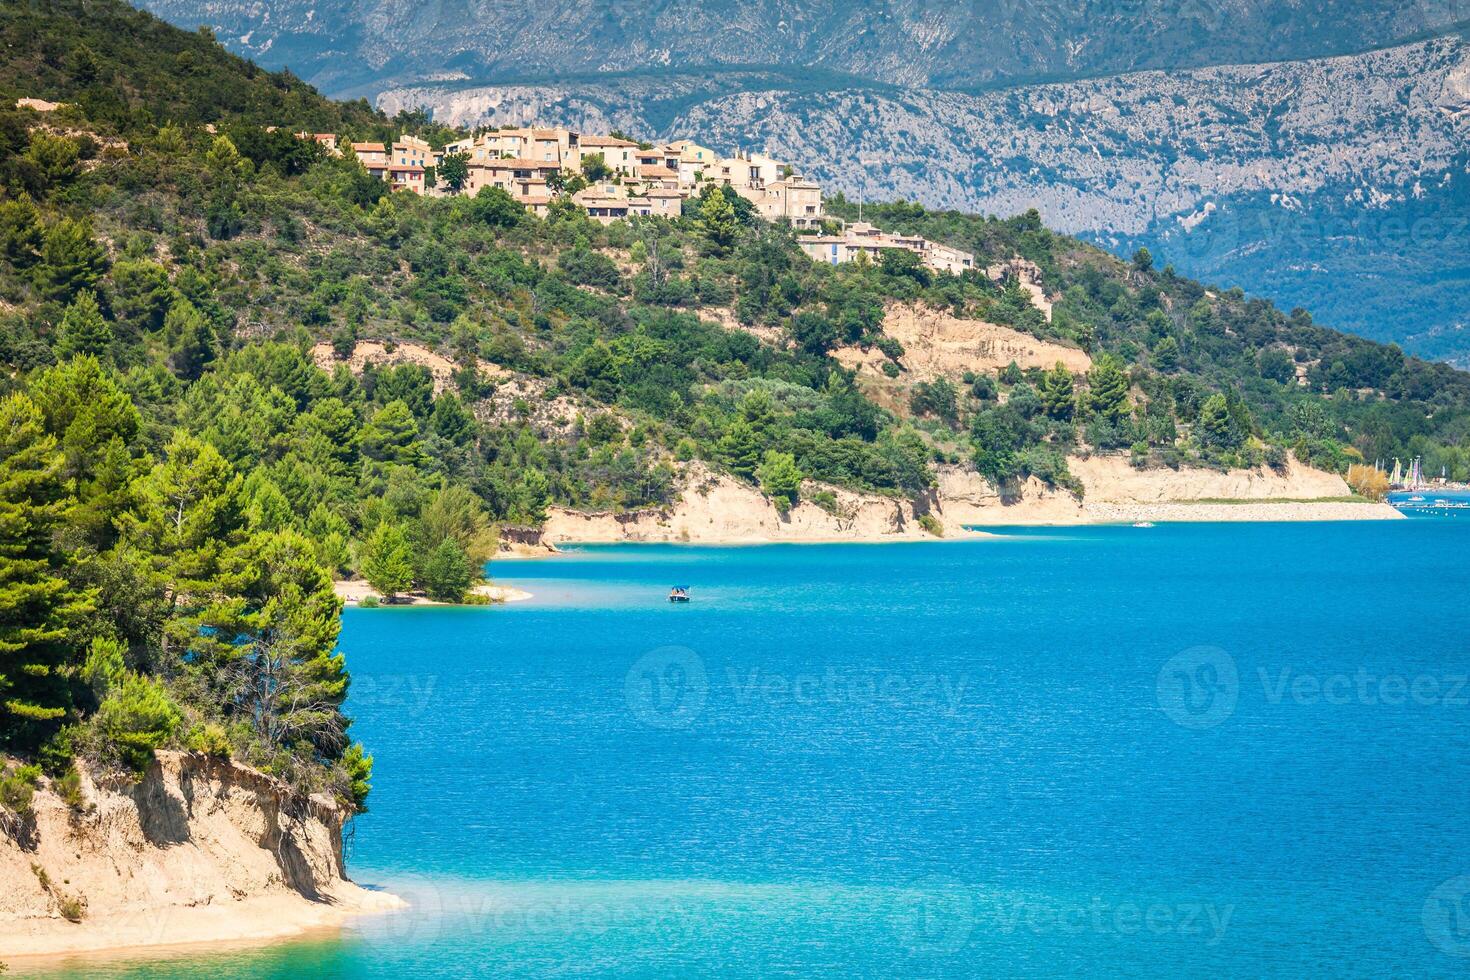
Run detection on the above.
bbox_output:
[416,483,496,567]
[1153,335,1181,373]
[717,419,762,480]
[34,217,108,303]
[0,196,43,269]
[238,530,350,759]
[430,392,474,444]
[360,400,424,465]
[340,742,374,813]
[757,450,803,513]
[698,187,739,255]
[1038,362,1076,421]
[0,393,94,752]
[166,298,217,380]
[361,522,414,600]
[28,356,143,549]
[178,529,352,769]
[1085,356,1131,422]
[56,289,113,359]
[117,433,249,661]
[1197,394,1237,450]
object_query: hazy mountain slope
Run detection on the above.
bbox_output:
[381,34,1470,364]
[0,0,383,131]
[139,0,1470,97]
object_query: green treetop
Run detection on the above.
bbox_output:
[716,419,762,480]
[1038,362,1076,421]
[438,152,469,194]
[1085,356,1131,422]
[361,522,414,600]
[419,538,476,602]
[757,450,803,513]
[698,187,739,255]
[35,217,108,303]
[56,290,113,359]
[0,393,94,752]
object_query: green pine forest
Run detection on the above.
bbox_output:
[4,0,1470,807]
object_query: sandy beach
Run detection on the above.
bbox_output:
[2,887,405,961]
[0,753,406,963]
[333,580,534,605]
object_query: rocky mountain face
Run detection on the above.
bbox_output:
[379,35,1470,362]
[140,0,1470,97]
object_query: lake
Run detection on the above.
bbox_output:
[33,520,1470,977]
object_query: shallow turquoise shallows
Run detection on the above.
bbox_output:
[29,519,1470,978]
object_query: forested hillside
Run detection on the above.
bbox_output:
[2,0,1469,806]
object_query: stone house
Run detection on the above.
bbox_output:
[352,142,388,179]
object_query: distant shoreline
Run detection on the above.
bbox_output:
[529,456,1403,549]
[333,580,533,605]
[536,498,1402,549]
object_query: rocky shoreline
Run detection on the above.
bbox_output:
[537,457,1400,547]
[0,753,404,961]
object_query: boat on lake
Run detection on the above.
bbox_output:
[668,586,691,603]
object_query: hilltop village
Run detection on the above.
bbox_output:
[297,127,976,274]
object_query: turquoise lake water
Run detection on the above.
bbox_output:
[26,519,1470,977]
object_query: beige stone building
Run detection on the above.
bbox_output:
[797,222,974,273]
[663,139,718,188]
[754,175,824,227]
[296,132,340,156]
[642,190,685,219]
[352,142,388,179]
[466,158,561,201]
[337,125,828,225]
[574,135,639,176]
[388,165,425,194]
[392,136,431,170]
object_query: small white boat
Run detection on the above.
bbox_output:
[1132,522,1155,528]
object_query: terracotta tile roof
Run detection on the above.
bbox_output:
[638,165,678,179]
[579,135,638,148]
[352,142,386,152]
[389,165,424,173]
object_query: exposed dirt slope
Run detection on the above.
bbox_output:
[1,752,401,959]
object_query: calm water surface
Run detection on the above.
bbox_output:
[28,520,1470,977]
